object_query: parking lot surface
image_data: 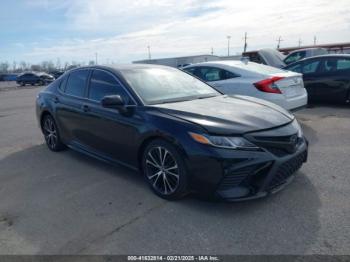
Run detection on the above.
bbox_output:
[0,86,349,255]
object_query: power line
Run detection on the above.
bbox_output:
[243,32,248,53]
[226,36,231,56]
[147,45,151,60]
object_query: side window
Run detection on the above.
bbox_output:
[88,70,130,103]
[285,53,299,64]
[58,75,68,91]
[336,58,350,70]
[221,69,238,80]
[183,67,196,75]
[302,60,320,74]
[65,69,89,97]
[286,63,302,73]
[285,51,306,64]
[199,67,237,82]
[202,67,221,81]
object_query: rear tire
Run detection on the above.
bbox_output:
[41,114,66,152]
[142,139,189,200]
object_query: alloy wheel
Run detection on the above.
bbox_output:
[43,117,58,150]
[145,146,180,195]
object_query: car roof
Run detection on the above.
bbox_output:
[184,60,244,68]
[183,60,289,77]
[285,54,350,68]
[287,47,327,53]
[69,64,173,72]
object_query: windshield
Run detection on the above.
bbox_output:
[121,67,221,105]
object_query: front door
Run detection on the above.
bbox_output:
[79,69,142,166]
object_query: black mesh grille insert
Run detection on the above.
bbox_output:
[219,163,271,191]
[268,150,307,190]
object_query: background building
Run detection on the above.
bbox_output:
[133,54,221,68]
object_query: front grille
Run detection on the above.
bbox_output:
[267,150,307,190]
[253,135,296,142]
[251,134,302,157]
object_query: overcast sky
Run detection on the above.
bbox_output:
[1,0,349,65]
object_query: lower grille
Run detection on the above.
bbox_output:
[219,163,271,191]
[268,150,307,190]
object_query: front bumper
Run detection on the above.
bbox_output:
[216,142,307,201]
[186,134,308,201]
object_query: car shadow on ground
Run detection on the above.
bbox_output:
[0,144,322,254]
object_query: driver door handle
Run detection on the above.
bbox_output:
[82,105,90,112]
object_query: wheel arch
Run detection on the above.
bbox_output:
[40,110,52,127]
[137,133,189,171]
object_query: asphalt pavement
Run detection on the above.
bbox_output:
[0,86,349,255]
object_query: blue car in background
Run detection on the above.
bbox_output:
[0,73,18,81]
[16,72,55,86]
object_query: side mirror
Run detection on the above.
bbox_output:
[101,95,125,109]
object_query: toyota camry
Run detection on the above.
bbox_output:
[36,64,308,201]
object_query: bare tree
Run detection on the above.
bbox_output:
[56,58,61,71]
[20,61,27,71]
[31,64,42,71]
[12,61,17,71]
[0,62,10,73]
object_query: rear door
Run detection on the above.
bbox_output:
[298,58,322,100]
[313,57,350,103]
[55,68,91,144]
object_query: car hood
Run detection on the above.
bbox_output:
[154,95,294,135]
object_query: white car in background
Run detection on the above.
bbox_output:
[183,60,308,111]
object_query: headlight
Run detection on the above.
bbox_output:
[291,119,303,138]
[189,132,259,150]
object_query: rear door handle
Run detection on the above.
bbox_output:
[82,105,90,112]
[53,97,59,103]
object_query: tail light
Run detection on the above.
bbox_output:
[254,76,284,94]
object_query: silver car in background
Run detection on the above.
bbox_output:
[183,60,308,111]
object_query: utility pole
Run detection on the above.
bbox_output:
[211,47,214,55]
[226,36,231,56]
[243,32,248,53]
[298,38,302,48]
[313,36,317,45]
[95,52,98,65]
[276,36,283,49]
[147,45,151,60]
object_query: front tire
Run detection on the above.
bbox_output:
[142,139,189,200]
[41,114,66,152]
